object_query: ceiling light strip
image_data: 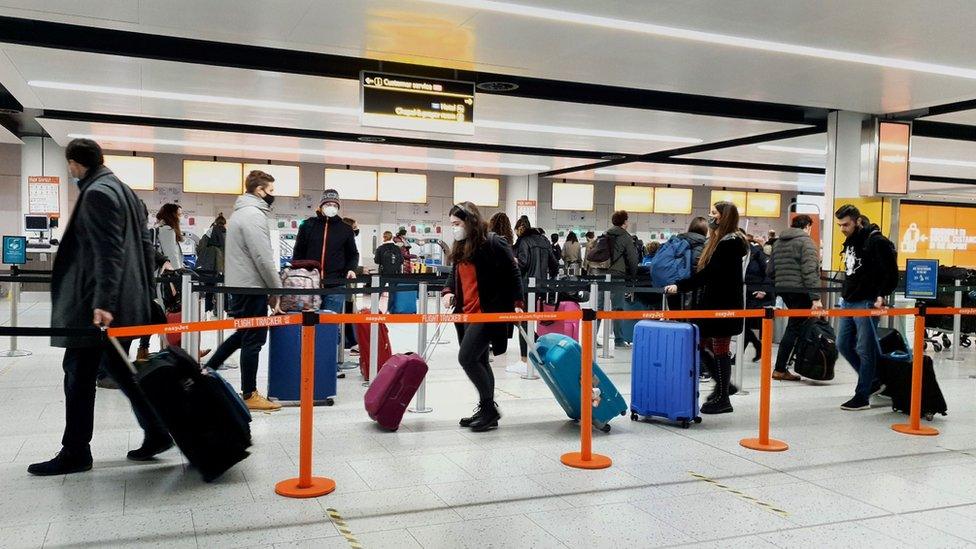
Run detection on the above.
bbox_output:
[66,133,550,171]
[31,80,701,143]
[422,0,976,80]
[595,168,822,187]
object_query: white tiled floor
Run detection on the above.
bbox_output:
[2,295,976,548]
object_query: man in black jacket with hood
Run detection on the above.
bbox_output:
[292,189,359,314]
[30,139,171,476]
[835,204,898,411]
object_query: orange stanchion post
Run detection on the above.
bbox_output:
[276,312,337,498]
[562,308,612,469]
[740,308,789,452]
[892,306,939,436]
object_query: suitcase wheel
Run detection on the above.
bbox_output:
[325,398,335,406]
[693,417,702,424]
[630,412,639,421]
[933,343,943,352]
[598,423,611,433]
[680,420,690,429]
[924,412,935,421]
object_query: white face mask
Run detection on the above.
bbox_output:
[452,225,466,241]
[323,206,339,218]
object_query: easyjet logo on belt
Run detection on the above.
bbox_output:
[713,311,737,318]
[640,312,665,319]
[164,324,188,333]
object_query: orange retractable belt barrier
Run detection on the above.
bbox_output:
[740,313,788,452]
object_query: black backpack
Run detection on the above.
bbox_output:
[790,319,838,381]
[377,243,404,274]
[587,233,615,265]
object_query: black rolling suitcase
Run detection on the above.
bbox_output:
[874,329,947,420]
[110,339,252,481]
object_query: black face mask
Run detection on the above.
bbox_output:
[354,229,360,236]
[262,194,275,206]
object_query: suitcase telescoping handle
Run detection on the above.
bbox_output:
[104,329,139,376]
[516,323,545,366]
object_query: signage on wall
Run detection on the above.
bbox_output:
[897,202,976,269]
[2,235,26,265]
[27,176,60,215]
[905,259,939,300]
[516,199,537,226]
[360,71,475,135]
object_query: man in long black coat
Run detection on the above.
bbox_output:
[29,139,171,476]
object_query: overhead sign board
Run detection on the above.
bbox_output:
[360,71,475,135]
[905,259,939,300]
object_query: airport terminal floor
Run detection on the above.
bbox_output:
[3,295,976,548]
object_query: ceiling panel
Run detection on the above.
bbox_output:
[3,1,976,112]
[551,161,825,194]
[679,134,827,168]
[36,118,594,175]
[0,44,806,156]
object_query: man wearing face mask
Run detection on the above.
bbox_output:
[204,170,282,411]
[292,189,359,314]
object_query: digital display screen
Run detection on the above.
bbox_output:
[898,202,976,269]
[361,71,475,135]
[877,121,910,195]
[25,216,48,230]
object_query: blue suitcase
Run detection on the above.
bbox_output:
[268,323,339,404]
[388,287,418,314]
[630,320,701,428]
[529,333,628,432]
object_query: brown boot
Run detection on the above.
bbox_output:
[136,347,150,361]
[772,370,801,381]
[244,391,282,411]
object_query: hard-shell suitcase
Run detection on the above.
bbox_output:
[354,308,393,381]
[618,297,647,344]
[630,320,701,428]
[364,352,428,431]
[528,331,628,432]
[165,311,182,346]
[537,300,581,340]
[879,351,947,420]
[109,339,251,482]
[268,323,339,403]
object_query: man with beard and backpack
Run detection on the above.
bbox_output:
[834,204,898,411]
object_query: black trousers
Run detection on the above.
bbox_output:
[205,294,269,396]
[774,293,813,372]
[62,339,166,452]
[457,323,495,403]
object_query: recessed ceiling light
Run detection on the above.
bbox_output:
[419,0,976,80]
[357,136,386,143]
[29,80,358,115]
[594,168,823,188]
[757,144,827,155]
[30,81,702,144]
[66,133,551,171]
[476,81,519,92]
[600,154,627,160]
[910,156,976,168]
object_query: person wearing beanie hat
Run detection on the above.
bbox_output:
[293,188,359,314]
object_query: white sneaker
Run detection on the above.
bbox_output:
[506,361,528,376]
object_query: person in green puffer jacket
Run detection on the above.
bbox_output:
[767,215,823,380]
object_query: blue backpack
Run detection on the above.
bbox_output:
[649,235,693,287]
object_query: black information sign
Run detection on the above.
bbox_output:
[360,71,475,135]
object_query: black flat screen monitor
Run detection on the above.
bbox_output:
[25,216,48,230]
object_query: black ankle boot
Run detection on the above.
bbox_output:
[28,447,93,476]
[459,402,488,427]
[127,433,174,461]
[468,401,501,432]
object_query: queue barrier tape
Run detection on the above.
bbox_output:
[100,305,976,496]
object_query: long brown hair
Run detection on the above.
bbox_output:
[698,201,739,269]
[156,203,183,242]
[488,212,514,245]
[448,202,488,264]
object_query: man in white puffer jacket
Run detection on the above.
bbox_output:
[205,170,283,411]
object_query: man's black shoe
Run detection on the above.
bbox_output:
[127,435,174,461]
[28,448,93,476]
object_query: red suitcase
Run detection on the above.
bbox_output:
[166,311,182,346]
[364,353,428,431]
[354,309,393,381]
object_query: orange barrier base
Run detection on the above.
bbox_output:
[739,438,789,452]
[275,477,337,498]
[891,424,939,436]
[561,452,612,469]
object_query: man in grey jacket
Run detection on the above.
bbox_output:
[768,214,823,380]
[204,170,283,411]
[30,138,171,476]
[595,210,639,347]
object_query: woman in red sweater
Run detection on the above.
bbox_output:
[442,202,524,432]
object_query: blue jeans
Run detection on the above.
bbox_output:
[837,300,881,400]
[321,293,344,314]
